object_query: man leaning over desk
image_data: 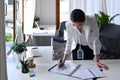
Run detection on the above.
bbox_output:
[58,9,109,70]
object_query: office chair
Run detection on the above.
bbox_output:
[53,21,67,43]
[53,21,67,60]
[99,24,120,59]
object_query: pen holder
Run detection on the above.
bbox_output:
[20,60,29,73]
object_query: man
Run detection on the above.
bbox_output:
[58,9,108,70]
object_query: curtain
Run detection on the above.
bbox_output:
[0,0,8,80]
[16,0,24,43]
[24,0,36,33]
[106,0,120,24]
[70,0,102,15]
[102,0,107,14]
[70,0,120,24]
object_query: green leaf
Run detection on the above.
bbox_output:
[109,14,120,22]
[94,11,120,27]
[11,42,27,53]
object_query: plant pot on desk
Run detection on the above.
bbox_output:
[11,42,27,69]
[13,52,26,69]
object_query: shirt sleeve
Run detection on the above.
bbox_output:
[93,38,101,55]
[89,16,101,55]
[64,22,73,55]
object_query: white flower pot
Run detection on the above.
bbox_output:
[13,52,26,69]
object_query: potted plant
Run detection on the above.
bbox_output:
[34,16,40,24]
[11,42,27,54]
[11,42,27,69]
[33,16,40,28]
[94,11,120,27]
[95,12,120,59]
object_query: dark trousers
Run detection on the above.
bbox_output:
[72,44,94,60]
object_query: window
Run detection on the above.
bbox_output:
[8,0,13,5]
[60,0,70,22]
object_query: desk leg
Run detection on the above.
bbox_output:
[51,37,53,46]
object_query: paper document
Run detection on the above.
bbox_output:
[72,65,106,79]
[48,62,106,80]
[48,62,79,75]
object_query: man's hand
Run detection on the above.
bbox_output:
[58,59,65,68]
[58,54,68,67]
[95,55,109,70]
[96,62,109,70]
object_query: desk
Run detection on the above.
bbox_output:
[8,46,120,80]
[26,46,53,63]
[33,60,120,80]
[24,28,55,46]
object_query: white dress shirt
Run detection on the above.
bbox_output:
[64,16,101,55]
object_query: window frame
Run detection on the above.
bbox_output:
[56,0,60,29]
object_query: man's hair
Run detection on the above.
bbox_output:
[70,9,85,22]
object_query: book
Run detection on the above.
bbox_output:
[48,62,106,80]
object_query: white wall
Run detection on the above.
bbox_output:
[35,0,56,25]
[0,0,8,80]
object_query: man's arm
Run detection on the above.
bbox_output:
[88,16,108,70]
[58,22,73,67]
[58,54,68,67]
[94,55,109,70]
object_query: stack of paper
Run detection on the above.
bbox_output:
[48,62,106,80]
